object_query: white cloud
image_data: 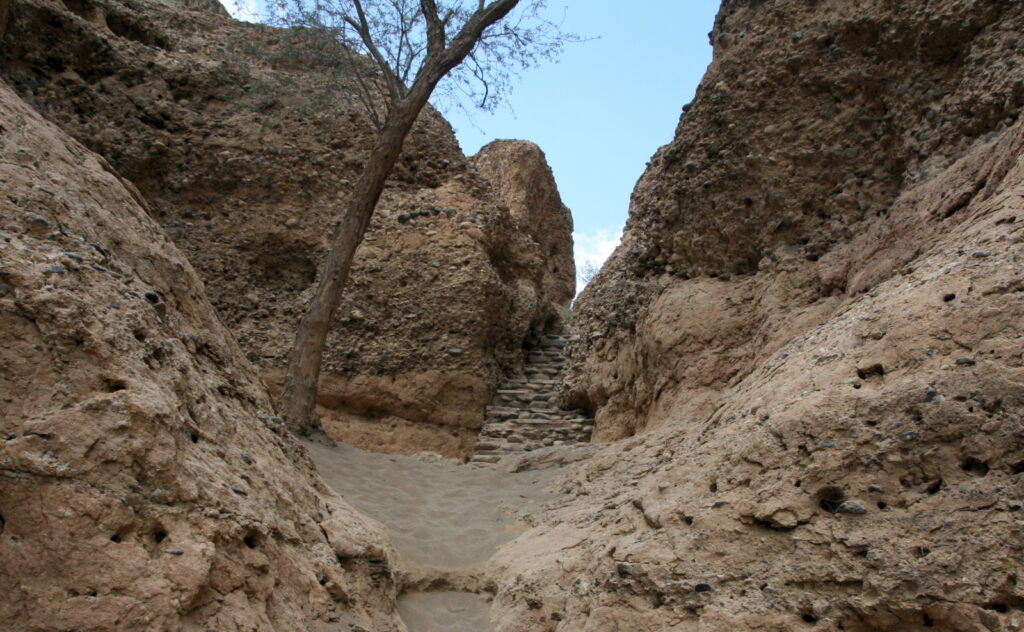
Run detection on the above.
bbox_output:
[573,226,623,292]
[225,0,263,23]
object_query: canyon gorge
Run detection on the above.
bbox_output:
[2,0,1024,630]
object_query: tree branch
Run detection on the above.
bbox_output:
[339,42,384,129]
[348,0,405,99]
[420,0,445,55]
[425,0,521,83]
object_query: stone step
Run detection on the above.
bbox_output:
[493,409,581,418]
[473,335,591,461]
[493,392,551,400]
[483,407,573,415]
[504,379,559,386]
[481,415,593,426]
[489,415,577,426]
[539,339,568,348]
[487,403,588,414]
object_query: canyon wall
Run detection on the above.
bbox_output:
[0,0,574,458]
[490,1,1024,630]
[0,79,402,631]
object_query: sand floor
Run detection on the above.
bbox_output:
[396,592,494,632]
[305,440,562,630]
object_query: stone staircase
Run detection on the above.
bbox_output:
[471,334,594,463]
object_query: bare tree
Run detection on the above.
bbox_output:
[267,0,574,434]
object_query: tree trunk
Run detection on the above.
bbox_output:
[275,0,522,434]
[275,98,428,434]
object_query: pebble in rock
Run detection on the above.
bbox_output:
[837,500,867,515]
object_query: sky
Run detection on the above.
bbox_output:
[442,2,720,289]
[226,1,721,289]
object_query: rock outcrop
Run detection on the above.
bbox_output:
[1,0,574,458]
[488,1,1024,630]
[473,140,576,328]
[567,0,1024,442]
[0,80,401,631]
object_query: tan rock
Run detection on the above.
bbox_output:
[501,1,1024,630]
[473,139,577,323]
[0,0,575,459]
[0,79,400,632]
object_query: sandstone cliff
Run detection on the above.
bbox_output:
[472,139,576,328]
[0,79,402,631]
[488,1,1024,630]
[0,0,574,459]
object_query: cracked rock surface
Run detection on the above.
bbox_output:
[0,0,575,459]
[0,79,402,632]
[503,1,1024,630]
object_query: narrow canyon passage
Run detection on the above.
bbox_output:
[305,439,568,630]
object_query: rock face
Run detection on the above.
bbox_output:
[0,80,401,631]
[488,1,1024,631]
[1,0,574,458]
[472,140,576,327]
[568,0,1024,441]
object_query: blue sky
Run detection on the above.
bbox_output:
[442,1,720,287]
[227,1,721,286]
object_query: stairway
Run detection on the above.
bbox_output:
[471,334,594,463]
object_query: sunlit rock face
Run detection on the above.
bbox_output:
[1,0,576,459]
[492,1,1024,630]
[0,79,403,632]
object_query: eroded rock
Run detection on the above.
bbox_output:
[495,1,1024,630]
[0,79,401,632]
[0,0,575,459]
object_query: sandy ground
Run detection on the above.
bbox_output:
[305,439,563,631]
[396,592,494,632]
